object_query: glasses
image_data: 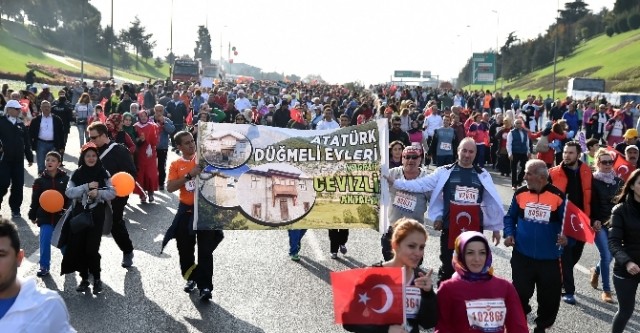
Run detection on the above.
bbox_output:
[403,155,420,160]
[599,160,614,165]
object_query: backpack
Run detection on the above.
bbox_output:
[534,135,549,153]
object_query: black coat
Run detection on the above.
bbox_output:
[29,114,65,151]
[0,116,33,163]
[97,141,137,178]
[165,100,188,125]
[51,99,74,133]
[609,194,640,278]
[590,177,622,228]
[28,169,70,225]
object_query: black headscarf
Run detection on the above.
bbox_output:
[71,146,110,188]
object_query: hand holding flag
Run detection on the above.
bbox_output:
[330,267,404,325]
[562,200,595,243]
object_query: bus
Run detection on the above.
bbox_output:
[171,59,199,82]
[567,77,606,97]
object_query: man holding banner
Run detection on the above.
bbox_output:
[387,138,504,286]
[504,159,568,333]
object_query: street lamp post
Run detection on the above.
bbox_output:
[109,0,113,79]
[552,2,560,101]
[81,0,85,82]
[467,25,473,87]
[491,10,499,91]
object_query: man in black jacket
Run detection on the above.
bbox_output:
[88,122,137,268]
[51,90,74,153]
[165,91,187,149]
[29,101,65,173]
[0,100,33,218]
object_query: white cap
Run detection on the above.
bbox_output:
[42,84,49,89]
[6,100,22,109]
[494,108,502,113]
[267,104,275,108]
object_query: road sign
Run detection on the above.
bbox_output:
[422,71,431,79]
[394,70,421,78]
[472,53,496,85]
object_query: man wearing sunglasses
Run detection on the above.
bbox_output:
[386,137,504,286]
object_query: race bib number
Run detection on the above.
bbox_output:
[440,142,452,151]
[405,286,421,317]
[614,122,623,130]
[465,299,506,332]
[524,202,551,222]
[393,191,417,212]
[598,116,607,124]
[185,180,196,192]
[455,186,479,203]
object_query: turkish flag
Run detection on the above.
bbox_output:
[330,267,404,325]
[607,146,635,181]
[563,200,596,243]
[448,202,482,249]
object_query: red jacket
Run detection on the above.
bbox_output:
[549,161,592,216]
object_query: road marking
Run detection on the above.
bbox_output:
[575,263,590,275]
[305,230,327,261]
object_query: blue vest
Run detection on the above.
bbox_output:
[510,129,528,154]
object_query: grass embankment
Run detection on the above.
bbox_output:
[0,20,169,83]
[465,29,640,97]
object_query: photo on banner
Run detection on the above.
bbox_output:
[194,120,388,230]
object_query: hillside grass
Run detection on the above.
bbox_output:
[465,29,640,98]
[0,20,169,82]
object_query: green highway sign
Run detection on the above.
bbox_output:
[472,53,496,85]
[394,70,422,78]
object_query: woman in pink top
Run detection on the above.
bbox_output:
[435,231,528,333]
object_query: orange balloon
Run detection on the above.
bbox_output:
[112,172,135,197]
[39,190,64,213]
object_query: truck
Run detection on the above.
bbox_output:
[200,63,221,88]
[171,59,199,83]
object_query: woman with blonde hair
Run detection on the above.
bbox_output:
[74,92,92,146]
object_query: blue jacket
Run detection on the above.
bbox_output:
[153,117,175,150]
[504,183,566,260]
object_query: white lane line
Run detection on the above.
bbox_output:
[305,230,327,262]
[18,250,40,278]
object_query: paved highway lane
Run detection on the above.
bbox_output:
[2,127,639,333]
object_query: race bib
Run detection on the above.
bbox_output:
[465,299,506,332]
[405,286,421,317]
[454,186,479,203]
[185,180,196,192]
[393,191,417,212]
[598,116,607,124]
[440,142,452,151]
[524,202,551,222]
[614,122,623,130]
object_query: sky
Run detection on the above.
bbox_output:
[93,0,614,85]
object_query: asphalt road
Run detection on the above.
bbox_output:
[3,127,639,333]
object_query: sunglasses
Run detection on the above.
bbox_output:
[599,160,614,165]
[403,155,420,160]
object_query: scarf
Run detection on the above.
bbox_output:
[593,170,617,185]
[452,231,494,282]
[71,148,109,188]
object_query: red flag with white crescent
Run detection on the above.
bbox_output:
[330,267,404,325]
[607,146,635,181]
[448,202,481,249]
[562,200,595,243]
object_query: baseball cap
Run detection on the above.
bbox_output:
[5,100,21,109]
[402,145,423,156]
[625,145,639,153]
[624,129,638,139]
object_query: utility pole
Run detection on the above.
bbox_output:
[552,4,559,101]
[81,0,85,82]
[109,0,113,79]
[169,0,173,80]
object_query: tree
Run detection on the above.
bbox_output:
[616,15,630,33]
[0,0,25,26]
[120,16,155,69]
[605,25,615,36]
[303,74,326,84]
[614,0,640,14]
[154,57,163,68]
[117,45,133,69]
[140,40,156,64]
[165,52,176,65]
[628,12,640,30]
[559,0,590,24]
[194,25,212,65]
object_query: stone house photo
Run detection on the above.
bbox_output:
[201,131,252,168]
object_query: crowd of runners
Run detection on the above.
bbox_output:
[0,79,639,332]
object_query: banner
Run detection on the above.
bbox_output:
[194,120,387,230]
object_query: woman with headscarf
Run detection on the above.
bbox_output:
[106,113,136,154]
[122,112,138,142]
[435,231,527,333]
[62,143,116,295]
[133,109,159,203]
